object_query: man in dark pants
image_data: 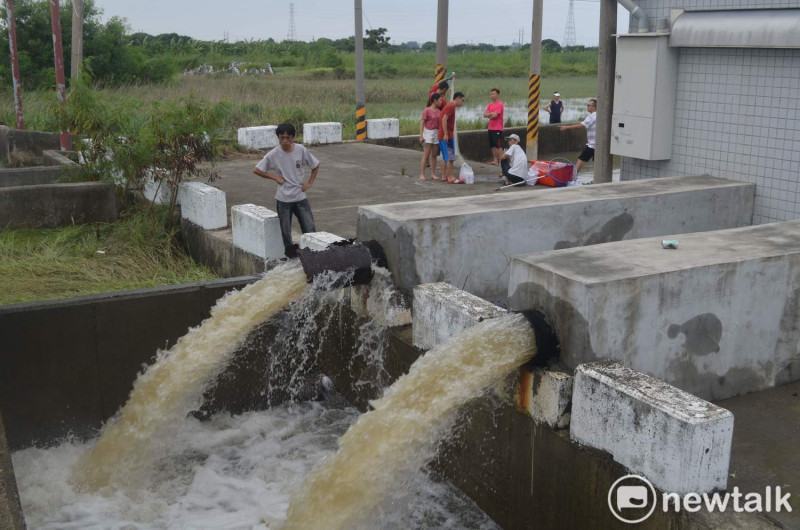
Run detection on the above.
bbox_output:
[253,122,320,257]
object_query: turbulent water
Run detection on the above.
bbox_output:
[14,259,529,529]
[282,313,536,530]
[74,262,310,491]
[14,403,500,529]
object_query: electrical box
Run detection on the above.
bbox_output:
[611,34,678,160]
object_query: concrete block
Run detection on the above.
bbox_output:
[508,220,800,400]
[143,174,171,205]
[570,361,733,495]
[178,181,227,230]
[300,231,346,250]
[303,122,342,145]
[516,369,573,429]
[366,118,400,140]
[412,282,506,350]
[231,204,284,260]
[237,126,278,150]
[357,175,755,300]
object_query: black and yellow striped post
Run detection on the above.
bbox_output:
[356,104,367,141]
[527,72,540,160]
[434,64,446,85]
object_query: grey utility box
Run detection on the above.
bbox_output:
[611,34,678,160]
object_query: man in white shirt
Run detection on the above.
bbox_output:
[498,134,527,185]
[559,98,597,174]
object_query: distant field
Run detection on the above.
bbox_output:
[0,74,597,140]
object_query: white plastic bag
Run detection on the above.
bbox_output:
[459,163,474,184]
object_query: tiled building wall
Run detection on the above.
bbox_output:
[620,1,800,224]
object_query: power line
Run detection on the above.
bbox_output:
[564,0,577,46]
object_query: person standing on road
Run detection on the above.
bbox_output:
[439,91,466,184]
[253,122,320,258]
[419,93,443,181]
[483,88,505,166]
[559,98,596,174]
[544,92,564,124]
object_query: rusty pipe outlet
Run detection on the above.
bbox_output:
[296,240,387,289]
[519,310,560,368]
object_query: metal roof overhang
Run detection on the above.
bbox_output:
[670,9,800,48]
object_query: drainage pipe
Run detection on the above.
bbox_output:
[519,310,560,368]
[297,240,387,289]
[618,0,650,33]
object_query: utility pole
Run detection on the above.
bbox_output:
[50,0,69,150]
[354,0,366,140]
[595,0,617,183]
[287,3,296,41]
[434,0,448,84]
[70,0,82,79]
[4,0,24,129]
[526,0,543,160]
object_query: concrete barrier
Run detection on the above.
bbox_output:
[231,204,284,260]
[368,124,587,163]
[366,118,399,140]
[143,174,172,204]
[0,182,118,228]
[358,175,755,300]
[412,282,506,350]
[508,221,800,400]
[237,126,278,150]
[0,126,80,166]
[300,231,346,250]
[303,122,342,145]
[570,361,733,494]
[516,369,573,428]
[178,181,227,230]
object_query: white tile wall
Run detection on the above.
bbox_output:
[619,2,800,223]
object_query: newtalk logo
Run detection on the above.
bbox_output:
[608,475,793,524]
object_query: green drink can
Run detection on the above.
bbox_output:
[661,239,679,249]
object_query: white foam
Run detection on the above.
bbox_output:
[13,404,497,529]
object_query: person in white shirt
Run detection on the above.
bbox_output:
[559,98,597,174]
[498,134,527,185]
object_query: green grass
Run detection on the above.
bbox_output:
[0,74,597,140]
[0,206,218,305]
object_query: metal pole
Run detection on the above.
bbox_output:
[49,0,70,150]
[434,0,448,84]
[354,0,366,140]
[70,0,83,79]
[4,0,24,129]
[526,0,543,160]
[595,0,617,183]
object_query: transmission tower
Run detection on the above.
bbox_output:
[563,0,577,46]
[287,3,297,41]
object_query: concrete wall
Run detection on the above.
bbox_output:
[369,124,587,163]
[619,2,800,224]
[0,413,24,530]
[181,219,270,277]
[0,126,80,166]
[0,182,118,228]
[0,277,256,450]
[357,175,755,300]
[508,221,800,400]
[0,165,77,187]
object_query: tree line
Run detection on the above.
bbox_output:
[1,0,596,90]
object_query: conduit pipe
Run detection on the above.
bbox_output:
[297,240,387,289]
[618,0,650,33]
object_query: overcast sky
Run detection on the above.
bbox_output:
[92,0,630,47]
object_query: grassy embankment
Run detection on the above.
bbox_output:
[0,206,217,305]
[0,50,598,140]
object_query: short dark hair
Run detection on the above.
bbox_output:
[453,91,465,99]
[438,81,449,91]
[490,88,500,94]
[588,98,597,107]
[429,93,441,103]
[275,122,296,137]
